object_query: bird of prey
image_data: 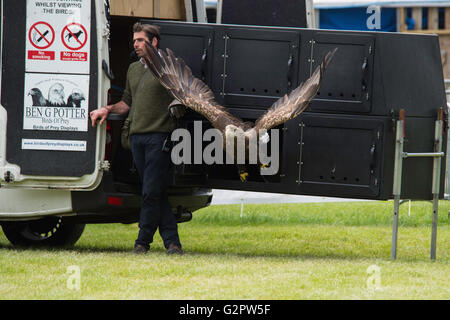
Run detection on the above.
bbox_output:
[28,88,47,106]
[143,43,336,181]
[48,83,66,107]
[66,88,85,108]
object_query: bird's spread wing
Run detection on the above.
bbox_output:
[142,44,243,130]
[254,48,337,131]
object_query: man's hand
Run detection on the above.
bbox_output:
[90,101,130,127]
[90,106,110,127]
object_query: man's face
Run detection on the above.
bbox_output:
[133,31,157,58]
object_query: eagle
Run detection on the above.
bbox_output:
[28,88,47,106]
[48,83,66,107]
[66,88,85,108]
[142,43,336,181]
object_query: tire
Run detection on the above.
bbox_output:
[1,216,85,247]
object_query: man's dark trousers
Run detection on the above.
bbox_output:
[130,132,181,250]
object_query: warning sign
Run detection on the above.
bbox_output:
[28,50,55,61]
[60,51,88,62]
[61,23,88,50]
[25,0,91,74]
[28,21,55,49]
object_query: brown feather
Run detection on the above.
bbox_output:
[142,43,336,153]
[143,44,243,134]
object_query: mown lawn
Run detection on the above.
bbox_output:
[0,200,449,299]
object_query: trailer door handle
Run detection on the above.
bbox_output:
[362,57,368,72]
[287,54,293,87]
[361,57,368,91]
[102,59,115,80]
[201,49,207,81]
[369,142,376,174]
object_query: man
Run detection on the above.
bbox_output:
[90,23,183,255]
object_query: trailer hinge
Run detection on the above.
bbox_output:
[102,27,110,39]
[390,109,396,131]
[99,160,110,171]
[4,171,14,183]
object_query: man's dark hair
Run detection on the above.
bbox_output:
[133,22,161,48]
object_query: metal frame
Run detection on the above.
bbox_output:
[185,0,208,23]
[305,0,315,28]
[216,0,223,23]
[184,0,194,22]
[391,109,444,260]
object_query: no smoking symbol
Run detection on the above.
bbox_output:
[61,23,88,50]
[29,21,55,49]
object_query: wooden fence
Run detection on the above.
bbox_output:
[398,6,450,33]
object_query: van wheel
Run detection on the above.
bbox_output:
[1,217,85,247]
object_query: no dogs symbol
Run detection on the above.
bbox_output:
[61,23,88,50]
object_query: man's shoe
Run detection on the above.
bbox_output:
[167,243,183,255]
[132,244,149,254]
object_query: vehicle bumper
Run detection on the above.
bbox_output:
[0,172,213,223]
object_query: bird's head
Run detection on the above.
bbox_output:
[48,83,65,104]
[224,124,247,156]
[28,88,42,96]
[225,124,245,140]
[70,88,85,101]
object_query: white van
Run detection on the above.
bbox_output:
[0,0,212,247]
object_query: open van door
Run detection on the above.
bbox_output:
[0,0,110,190]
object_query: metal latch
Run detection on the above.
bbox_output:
[102,27,110,38]
[99,160,110,171]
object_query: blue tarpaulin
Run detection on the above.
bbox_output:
[319,7,397,31]
[319,6,446,31]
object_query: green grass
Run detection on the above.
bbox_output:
[0,200,449,299]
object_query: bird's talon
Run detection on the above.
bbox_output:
[239,172,249,182]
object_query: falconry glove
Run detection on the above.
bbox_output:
[168,99,187,119]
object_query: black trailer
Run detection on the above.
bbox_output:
[143,20,447,201]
